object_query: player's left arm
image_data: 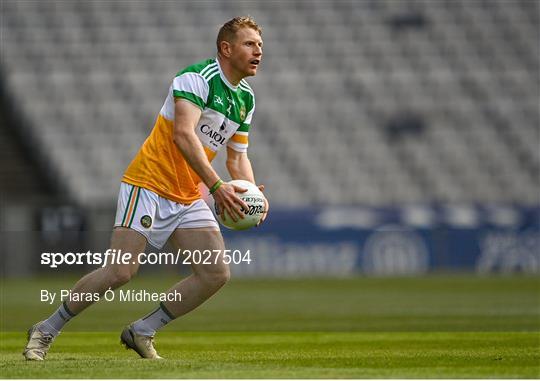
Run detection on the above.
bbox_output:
[226,147,269,225]
[226,147,255,183]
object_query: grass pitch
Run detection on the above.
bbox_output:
[2,332,539,378]
[1,275,539,378]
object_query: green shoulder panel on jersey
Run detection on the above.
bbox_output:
[172,58,217,109]
[176,58,217,78]
[240,79,254,96]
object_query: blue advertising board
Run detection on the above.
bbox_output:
[222,205,540,276]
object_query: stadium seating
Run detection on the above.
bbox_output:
[2,0,538,207]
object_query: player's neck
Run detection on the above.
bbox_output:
[217,56,243,86]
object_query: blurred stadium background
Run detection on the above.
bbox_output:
[1,2,539,377]
[1,0,539,278]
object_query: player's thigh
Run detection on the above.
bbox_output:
[169,228,227,276]
[108,227,147,276]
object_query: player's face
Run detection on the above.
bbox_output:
[230,27,263,77]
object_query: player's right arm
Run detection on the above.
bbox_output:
[172,98,248,221]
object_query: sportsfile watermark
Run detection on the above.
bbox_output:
[40,249,252,268]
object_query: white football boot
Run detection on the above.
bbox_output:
[23,322,55,361]
[120,324,163,359]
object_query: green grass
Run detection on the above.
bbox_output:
[1,332,539,378]
[1,275,539,378]
[2,275,539,332]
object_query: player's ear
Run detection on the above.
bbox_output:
[220,40,233,58]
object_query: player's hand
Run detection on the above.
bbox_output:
[256,184,269,227]
[212,182,249,222]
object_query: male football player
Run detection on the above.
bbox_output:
[24,16,267,360]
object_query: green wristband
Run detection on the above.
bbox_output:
[209,179,224,194]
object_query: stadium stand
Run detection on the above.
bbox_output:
[0,71,55,199]
[1,0,538,207]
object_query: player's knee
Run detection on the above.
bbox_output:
[219,268,231,285]
[108,267,135,288]
[199,267,230,290]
